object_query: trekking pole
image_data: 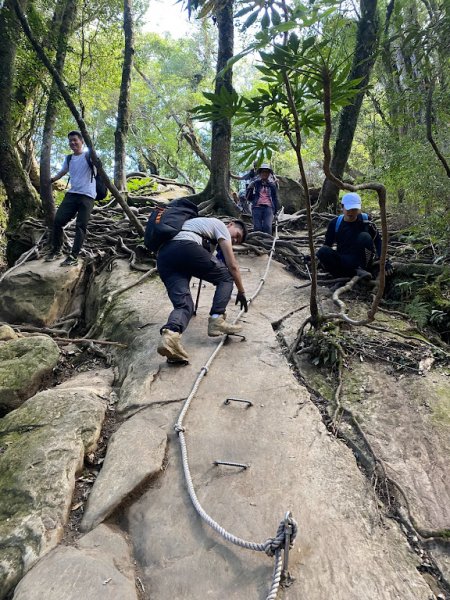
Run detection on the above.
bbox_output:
[193,279,202,315]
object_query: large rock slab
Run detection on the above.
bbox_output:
[111,256,433,599]
[80,408,167,532]
[85,260,182,416]
[340,361,450,533]
[0,370,112,599]
[13,524,138,600]
[0,259,82,326]
[278,176,307,213]
[279,287,450,592]
[153,183,193,202]
[0,335,60,412]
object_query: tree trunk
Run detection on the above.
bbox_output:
[207,0,237,215]
[114,0,134,192]
[18,137,41,191]
[0,0,41,230]
[40,0,77,226]
[318,0,380,212]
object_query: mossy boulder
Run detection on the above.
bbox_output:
[0,260,82,326]
[278,176,308,213]
[0,325,19,341]
[0,373,110,599]
[0,336,60,412]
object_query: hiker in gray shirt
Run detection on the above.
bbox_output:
[45,130,96,267]
[157,217,248,364]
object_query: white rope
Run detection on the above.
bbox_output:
[174,217,298,599]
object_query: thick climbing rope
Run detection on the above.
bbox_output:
[174,216,298,600]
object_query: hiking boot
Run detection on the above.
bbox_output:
[44,250,62,262]
[157,329,189,363]
[60,254,79,267]
[356,267,372,280]
[208,315,242,337]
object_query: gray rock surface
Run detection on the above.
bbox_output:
[340,361,450,533]
[5,248,447,599]
[0,370,112,598]
[84,260,173,416]
[0,325,19,341]
[81,408,167,532]
[13,524,138,600]
[0,259,81,326]
[0,335,60,412]
[91,257,434,598]
[279,282,450,596]
[153,183,193,202]
[277,176,307,212]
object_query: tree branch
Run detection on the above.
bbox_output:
[134,64,212,170]
[425,82,450,178]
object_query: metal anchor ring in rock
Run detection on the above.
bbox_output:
[1,255,449,599]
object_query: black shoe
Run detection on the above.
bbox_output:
[60,254,79,267]
[44,250,63,262]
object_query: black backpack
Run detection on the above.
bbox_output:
[66,150,108,201]
[144,198,199,253]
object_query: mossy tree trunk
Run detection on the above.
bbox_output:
[318,0,380,213]
[0,0,41,232]
[207,0,236,214]
[114,0,134,192]
[189,0,238,215]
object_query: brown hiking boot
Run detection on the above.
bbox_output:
[157,329,189,363]
[208,315,242,337]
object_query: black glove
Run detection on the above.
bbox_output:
[235,291,248,312]
[385,259,394,276]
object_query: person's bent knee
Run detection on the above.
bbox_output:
[317,246,333,260]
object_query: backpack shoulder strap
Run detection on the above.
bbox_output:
[66,154,72,166]
[335,214,344,232]
[84,148,96,181]
[85,148,93,168]
[336,212,368,232]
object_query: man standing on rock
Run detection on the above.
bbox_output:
[317,192,393,279]
[157,217,248,364]
[45,131,96,267]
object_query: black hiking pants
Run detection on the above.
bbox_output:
[157,240,234,334]
[51,192,94,256]
[317,232,375,277]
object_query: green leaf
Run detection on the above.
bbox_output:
[271,20,297,33]
[302,35,316,51]
[243,10,260,30]
[197,0,215,19]
[261,10,270,29]
[235,5,255,19]
[271,7,281,26]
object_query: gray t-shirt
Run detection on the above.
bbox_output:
[173,217,231,245]
[62,152,96,199]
